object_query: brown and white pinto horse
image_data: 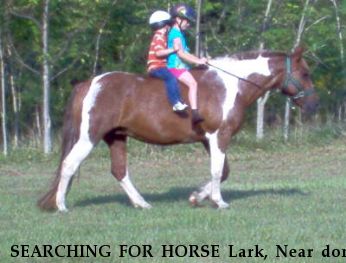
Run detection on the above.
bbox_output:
[38,47,318,212]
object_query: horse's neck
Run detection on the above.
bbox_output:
[209,55,272,79]
[207,54,281,99]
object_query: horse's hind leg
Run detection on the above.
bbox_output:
[56,139,94,212]
[105,134,152,209]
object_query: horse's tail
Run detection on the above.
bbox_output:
[37,82,84,211]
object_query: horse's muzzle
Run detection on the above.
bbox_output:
[303,92,319,115]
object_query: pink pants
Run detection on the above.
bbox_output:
[168,68,188,78]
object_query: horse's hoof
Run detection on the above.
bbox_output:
[134,202,152,209]
[211,200,229,209]
[189,192,200,207]
[142,203,152,209]
[217,201,229,209]
[57,208,69,213]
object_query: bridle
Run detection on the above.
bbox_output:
[281,57,316,101]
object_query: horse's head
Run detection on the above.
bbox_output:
[280,47,319,114]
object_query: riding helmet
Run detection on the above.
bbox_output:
[170,3,196,23]
[149,10,172,30]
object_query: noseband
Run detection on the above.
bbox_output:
[281,57,315,100]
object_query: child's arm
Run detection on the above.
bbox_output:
[173,38,207,65]
[155,47,178,58]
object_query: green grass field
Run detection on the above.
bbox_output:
[0,135,345,263]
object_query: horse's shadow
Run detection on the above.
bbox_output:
[74,187,307,208]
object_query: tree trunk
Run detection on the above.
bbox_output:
[42,0,52,154]
[93,28,102,77]
[283,0,310,141]
[256,91,270,140]
[92,0,118,76]
[330,0,344,64]
[338,104,342,122]
[195,0,202,56]
[9,69,19,147]
[0,31,8,156]
[330,0,345,123]
[256,0,273,140]
[35,105,42,146]
[6,44,19,148]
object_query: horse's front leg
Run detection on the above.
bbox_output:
[190,132,229,208]
[208,131,229,208]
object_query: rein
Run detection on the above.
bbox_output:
[206,62,263,89]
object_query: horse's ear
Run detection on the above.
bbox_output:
[292,46,305,59]
[70,79,80,86]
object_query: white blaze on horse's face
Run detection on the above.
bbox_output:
[209,55,271,120]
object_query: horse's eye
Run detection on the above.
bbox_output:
[302,72,310,79]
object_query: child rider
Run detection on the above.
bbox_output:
[147,10,188,112]
[167,4,208,124]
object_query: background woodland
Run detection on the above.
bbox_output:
[0,0,345,154]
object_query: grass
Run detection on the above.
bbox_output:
[0,131,345,263]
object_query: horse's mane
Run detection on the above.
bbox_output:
[230,50,287,60]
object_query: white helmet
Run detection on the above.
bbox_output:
[149,10,172,29]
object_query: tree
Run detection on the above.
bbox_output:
[195,0,203,56]
[7,0,52,152]
[330,0,345,122]
[6,0,110,152]
[0,0,344,150]
[256,0,273,140]
[7,45,20,148]
[0,30,8,156]
[42,0,51,153]
[93,0,118,76]
[284,0,310,141]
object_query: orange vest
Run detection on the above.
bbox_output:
[147,30,167,72]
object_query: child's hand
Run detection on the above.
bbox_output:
[198,57,208,65]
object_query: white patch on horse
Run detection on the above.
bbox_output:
[209,55,270,120]
[80,73,110,140]
[56,72,112,211]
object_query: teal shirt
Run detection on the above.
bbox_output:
[167,27,190,69]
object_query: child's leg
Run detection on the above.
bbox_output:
[177,71,198,109]
[150,68,181,106]
[160,69,182,105]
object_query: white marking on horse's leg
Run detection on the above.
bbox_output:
[199,182,212,200]
[208,132,229,209]
[56,139,94,212]
[189,132,228,208]
[189,181,211,206]
[120,172,152,209]
[189,182,211,202]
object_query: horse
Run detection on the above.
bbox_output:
[38,46,319,212]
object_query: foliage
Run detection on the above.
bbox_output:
[0,0,345,148]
